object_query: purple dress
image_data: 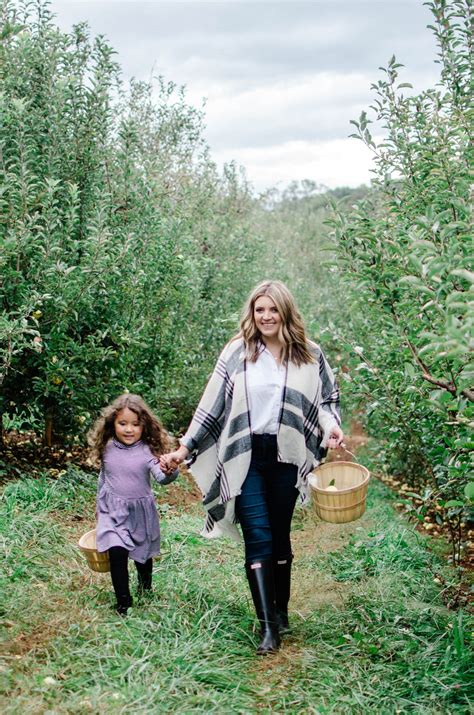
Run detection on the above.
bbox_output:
[96,439,178,563]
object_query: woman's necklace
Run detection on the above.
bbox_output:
[265,343,283,364]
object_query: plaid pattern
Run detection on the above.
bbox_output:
[181,338,340,540]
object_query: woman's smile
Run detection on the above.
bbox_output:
[254,296,282,339]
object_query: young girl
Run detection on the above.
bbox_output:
[88,394,178,616]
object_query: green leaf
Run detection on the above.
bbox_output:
[464,483,474,502]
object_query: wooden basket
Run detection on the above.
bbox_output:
[78,528,110,573]
[309,461,370,524]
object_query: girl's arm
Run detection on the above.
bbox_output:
[148,455,179,485]
[97,467,105,490]
[96,467,105,518]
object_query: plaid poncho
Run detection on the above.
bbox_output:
[181,337,340,541]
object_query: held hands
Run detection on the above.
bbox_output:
[160,460,179,475]
[327,424,344,450]
[160,445,190,473]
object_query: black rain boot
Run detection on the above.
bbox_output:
[245,560,281,655]
[274,555,293,635]
[116,593,133,617]
[135,558,153,596]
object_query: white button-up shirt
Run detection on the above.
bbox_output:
[246,347,286,434]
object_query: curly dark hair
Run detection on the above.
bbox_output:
[88,394,170,465]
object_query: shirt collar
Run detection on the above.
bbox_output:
[112,438,143,450]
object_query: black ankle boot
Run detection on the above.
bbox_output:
[116,594,133,616]
[136,559,153,595]
[137,574,151,596]
[274,555,293,635]
[245,560,281,655]
[137,573,152,596]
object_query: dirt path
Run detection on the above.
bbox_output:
[291,516,363,616]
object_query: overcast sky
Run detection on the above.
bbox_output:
[48,1,440,193]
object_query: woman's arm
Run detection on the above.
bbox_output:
[180,350,230,451]
[326,423,344,449]
[161,344,234,469]
[317,348,343,448]
[160,444,189,470]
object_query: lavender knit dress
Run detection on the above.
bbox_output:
[96,439,178,563]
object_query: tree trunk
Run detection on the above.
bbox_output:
[44,408,54,448]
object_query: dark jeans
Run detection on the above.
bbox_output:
[108,546,153,598]
[235,434,299,563]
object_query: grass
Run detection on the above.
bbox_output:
[0,468,472,714]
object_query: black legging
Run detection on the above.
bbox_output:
[108,546,153,598]
[235,434,299,563]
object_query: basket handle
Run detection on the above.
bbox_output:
[340,442,358,461]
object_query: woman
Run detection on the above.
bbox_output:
[161,280,343,654]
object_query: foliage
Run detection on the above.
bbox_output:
[0,0,262,442]
[325,0,473,529]
[0,0,364,448]
[253,181,368,352]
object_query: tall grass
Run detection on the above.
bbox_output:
[0,471,472,713]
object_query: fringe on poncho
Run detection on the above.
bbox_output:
[181,337,340,541]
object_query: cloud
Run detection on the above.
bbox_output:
[200,71,375,150]
[196,64,439,152]
[48,1,442,189]
[213,136,379,192]
[51,1,438,87]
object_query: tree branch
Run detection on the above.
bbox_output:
[405,339,474,400]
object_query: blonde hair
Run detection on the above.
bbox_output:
[237,280,315,366]
[88,394,170,465]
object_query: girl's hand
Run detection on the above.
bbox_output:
[160,446,189,472]
[161,459,179,475]
[327,424,344,450]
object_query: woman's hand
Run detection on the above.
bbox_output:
[160,460,179,475]
[327,424,344,450]
[160,445,190,472]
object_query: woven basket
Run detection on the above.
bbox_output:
[78,528,110,573]
[309,461,370,524]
